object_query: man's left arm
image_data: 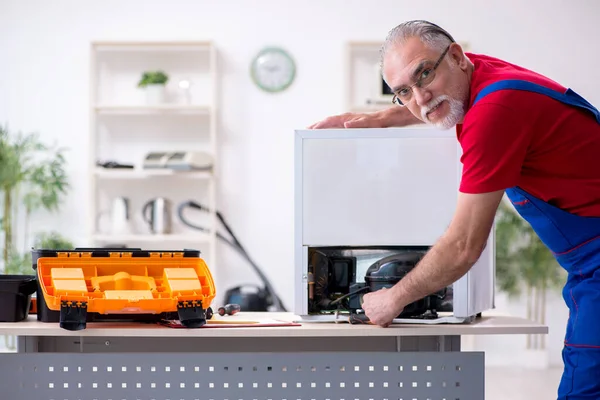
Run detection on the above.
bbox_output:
[361,189,505,326]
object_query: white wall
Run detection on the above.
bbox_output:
[1,0,598,367]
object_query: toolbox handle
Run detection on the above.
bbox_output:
[73,247,142,252]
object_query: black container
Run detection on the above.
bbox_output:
[31,247,202,323]
[0,275,37,322]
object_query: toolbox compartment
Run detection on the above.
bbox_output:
[31,247,216,331]
[0,275,37,322]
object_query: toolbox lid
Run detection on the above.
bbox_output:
[31,248,202,270]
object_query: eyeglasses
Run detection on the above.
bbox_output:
[391,45,451,106]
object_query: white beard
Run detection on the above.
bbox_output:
[421,94,465,130]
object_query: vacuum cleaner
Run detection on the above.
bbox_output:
[177,201,287,312]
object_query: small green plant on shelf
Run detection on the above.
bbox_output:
[137,71,169,88]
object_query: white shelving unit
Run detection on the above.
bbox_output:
[88,41,218,269]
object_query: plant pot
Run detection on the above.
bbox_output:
[145,84,166,105]
[0,275,37,322]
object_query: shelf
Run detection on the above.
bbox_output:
[95,105,211,115]
[90,40,219,270]
[92,233,212,244]
[94,168,213,180]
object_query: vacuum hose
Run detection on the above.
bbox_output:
[177,201,287,312]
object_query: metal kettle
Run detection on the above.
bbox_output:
[142,197,172,234]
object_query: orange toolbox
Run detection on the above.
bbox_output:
[32,248,216,331]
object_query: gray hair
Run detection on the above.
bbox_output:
[380,20,455,71]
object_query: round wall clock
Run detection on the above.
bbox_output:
[250,47,296,93]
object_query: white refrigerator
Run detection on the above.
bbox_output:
[293,127,495,322]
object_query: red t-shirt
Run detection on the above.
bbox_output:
[457,53,600,217]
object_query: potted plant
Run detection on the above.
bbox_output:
[0,124,70,272]
[494,197,566,367]
[137,70,169,105]
[0,124,71,352]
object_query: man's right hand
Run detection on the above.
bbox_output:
[308,106,422,129]
[308,111,387,129]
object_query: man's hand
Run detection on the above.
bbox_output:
[308,111,387,129]
[360,287,404,327]
[308,106,422,129]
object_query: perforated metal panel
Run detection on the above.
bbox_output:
[0,351,484,400]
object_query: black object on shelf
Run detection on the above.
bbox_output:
[0,275,37,322]
[96,160,134,169]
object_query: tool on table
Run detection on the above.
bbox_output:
[218,303,241,316]
[349,313,371,325]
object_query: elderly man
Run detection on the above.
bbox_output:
[310,20,600,400]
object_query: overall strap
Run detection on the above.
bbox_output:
[473,79,600,123]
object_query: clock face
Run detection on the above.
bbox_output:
[251,47,296,93]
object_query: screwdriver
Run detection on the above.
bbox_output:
[217,303,241,316]
[349,313,372,325]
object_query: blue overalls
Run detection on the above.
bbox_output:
[473,79,600,400]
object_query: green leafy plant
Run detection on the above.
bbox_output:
[0,124,70,270]
[3,251,33,276]
[4,231,74,275]
[494,198,566,350]
[33,231,74,251]
[137,71,169,88]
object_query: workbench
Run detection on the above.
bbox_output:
[0,312,547,400]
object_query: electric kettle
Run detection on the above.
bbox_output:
[111,196,132,234]
[142,197,172,234]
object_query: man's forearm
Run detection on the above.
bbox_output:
[390,233,478,308]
